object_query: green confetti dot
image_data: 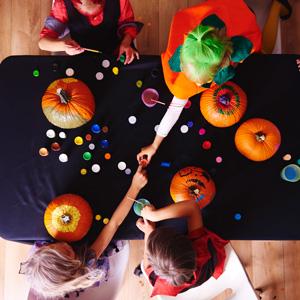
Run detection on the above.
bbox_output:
[120,55,125,63]
[297,159,300,166]
[33,69,40,77]
[136,80,143,88]
[83,151,92,161]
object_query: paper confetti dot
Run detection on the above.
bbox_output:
[104,153,111,160]
[136,80,143,88]
[102,60,110,68]
[85,134,92,141]
[39,148,49,157]
[59,153,68,162]
[128,116,137,124]
[154,125,159,132]
[119,54,125,63]
[160,162,171,168]
[187,121,194,128]
[202,140,212,150]
[46,129,55,138]
[283,154,292,161]
[184,100,192,109]
[65,68,74,76]
[100,139,109,149]
[95,214,102,221]
[216,156,223,163]
[33,69,40,77]
[91,124,101,134]
[59,131,66,139]
[83,152,92,161]
[102,126,109,133]
[118,161,126,171]
[51,142,61,151]
[103,218,109,224]
[89,143,95,150]
[125,168,132,175]
[180,125,189,133]
[198,128,206,135]
[91,164,100,173]
[95,72,104,80]
[112,67,119,75]
[297,159,300,165]
[80,168,87,175]
[74,136,83,145]
[234,213,242,221]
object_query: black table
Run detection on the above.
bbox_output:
[0,54,299,243]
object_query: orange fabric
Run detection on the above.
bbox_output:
[161,0,262,99]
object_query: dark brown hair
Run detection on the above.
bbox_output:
[147,227,196,286]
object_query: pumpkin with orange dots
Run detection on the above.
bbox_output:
[42,78,95,129]
[44,194,93,242]
[170,166,216,209]
[235,118,281,161]
[200,81,247,128]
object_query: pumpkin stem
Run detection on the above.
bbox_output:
[219,93,231,106]
[61,214,72,224]
[255,131,266,142]
[189,186,200,196]
[56,88,70,104]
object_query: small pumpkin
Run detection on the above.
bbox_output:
[235,118,281,161]
[200,81,247,127]
[170,166,216,209]
[42,78,95,129]
[44,194,93,242]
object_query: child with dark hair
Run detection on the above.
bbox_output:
[136,200,228,297]
[39,0,142,64]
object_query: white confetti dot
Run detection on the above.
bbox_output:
[46,129,55,138]
[125,168,132,175]
[180,125,189,133]
[89,143,95,150]
[128,116,137,124]
[59,131,66,139]
[102,60,110,68]
[59,153,68,163]
[91,164,100,173]
[154,125,159,132]
[118,161,126,171]
[95,72,104,80]
[65,68,74,77]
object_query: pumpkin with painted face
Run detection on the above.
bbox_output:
[42,78,95,129]
[170,166,216,209]
[200,81,247,127]
[44,194,93,242]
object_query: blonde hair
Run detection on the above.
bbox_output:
[20,244,106,298]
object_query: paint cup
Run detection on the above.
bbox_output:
[141,88,159,107]
[280,164,300,182]
[133,198,151,216]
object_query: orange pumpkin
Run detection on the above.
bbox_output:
[235,118,281,161]
[42,78,95,129]
[170,166,216,209]
[200,81,247,127]
[44,194,93,242]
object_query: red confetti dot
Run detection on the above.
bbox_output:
[198,128,206,135]
[51,142,61,151]
[85,134,92,141]
[184,100,192,109]
[202,140,212,150]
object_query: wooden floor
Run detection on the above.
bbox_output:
[0,0,300,300]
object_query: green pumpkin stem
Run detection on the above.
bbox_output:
[255,131,266,142]
[56,88,70,104]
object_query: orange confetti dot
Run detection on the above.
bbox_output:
[104,153,111,160]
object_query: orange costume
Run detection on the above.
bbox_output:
[161,0,262,100]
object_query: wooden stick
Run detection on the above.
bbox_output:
[127,196,144,205]
[83,47,102,54]
[151,99,166,105]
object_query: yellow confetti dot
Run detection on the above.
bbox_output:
[103,218,109,224]
[74,136,83,145]
[95,214,101,221]
[283,154,292,161]
[104,153,111,160]
[112,67,119,75]
[136,80,143,88]
[80,168,87,175]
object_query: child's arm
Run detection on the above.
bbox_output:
[141,200,203,233]
[90,165,147,258]
[39,37,84,55]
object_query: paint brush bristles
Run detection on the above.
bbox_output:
[127,196,144,205]
[83,47,102,54]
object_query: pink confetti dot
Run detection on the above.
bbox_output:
[198,128,206,135]
[202,140,212,150]
[184,100,192,109]
[216,156,223,163]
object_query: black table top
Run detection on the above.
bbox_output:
[0,53,299,243]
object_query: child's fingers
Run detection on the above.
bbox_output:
[135,51,140,60]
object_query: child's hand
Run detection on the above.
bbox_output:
[137,144,157,167]
[118,44,139,65]
[131,165,148,191]
[64,40,84,55]
[136,217,155,235]
[141,204,156,220]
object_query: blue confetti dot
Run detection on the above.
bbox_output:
[187,121,194,128]
[100,139,109,149]
[234,213,242,221]
[91,124,101,134]
[160,162,171,168]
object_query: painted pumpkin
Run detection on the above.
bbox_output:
[200,81,247,127]
[44,194,93,242]
[170,166,216,209]
[235,118,281,161]
[42,78,95,129]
